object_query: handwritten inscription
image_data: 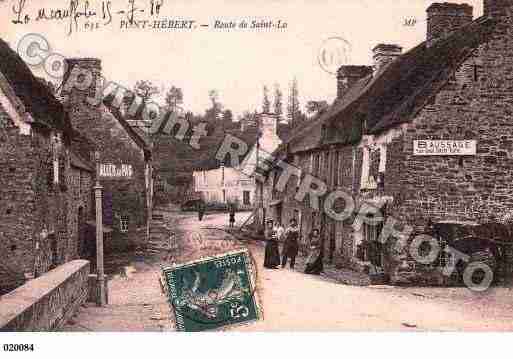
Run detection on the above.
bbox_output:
[11,0,167,35]
[403,17,417,27]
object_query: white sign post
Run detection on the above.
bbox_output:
[413,140,477,156]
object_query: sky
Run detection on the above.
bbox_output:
[1,0,484,118]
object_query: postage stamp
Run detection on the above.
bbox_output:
[161,249,261,332]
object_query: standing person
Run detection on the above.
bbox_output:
[305,228,323,275]
[282,218,300,269]
[229,205,236,228]
[275,221,285,242]
[264,220,281,269]
[198,201,205,221]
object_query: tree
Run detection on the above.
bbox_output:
[222,109,233,122]
[262,85,271,113]
[184,111,194,121]
[273,83,283,120]
[287,77,302,125]
[165,86,183,111]
[306,100,329,116]
[207,89,223,121]
[134,80,160,103]
[240,110,258,128]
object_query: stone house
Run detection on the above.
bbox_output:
[61,58,153,253]
[193,114,288,210]
[0,39,94,294]
[261,64,376,263]
[193,164,256,210]
[262,0,513,284]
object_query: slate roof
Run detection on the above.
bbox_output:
[284,74,374,154]
[70,151,94,172]
[193,122,292,171]
[103,99,152,159]
[0,38,72,134]
[328,16,494,139]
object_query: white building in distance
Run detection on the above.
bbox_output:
[193,113,288,210]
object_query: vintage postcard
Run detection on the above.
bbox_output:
[1,0,513,352]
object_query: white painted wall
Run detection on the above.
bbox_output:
[193,167,255,206]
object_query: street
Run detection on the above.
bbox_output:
[64,209,513,332]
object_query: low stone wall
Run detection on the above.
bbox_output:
[0,260,90,331]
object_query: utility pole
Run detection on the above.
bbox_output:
[256,128,265,231]
[94,151,106,306]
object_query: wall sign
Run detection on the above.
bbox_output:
[413,140,477,156]
[100,164,134,179]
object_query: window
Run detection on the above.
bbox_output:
[324,151,330,182]
[333,151,340,188]
[58,156,66,190]
[46,161,54,190]
[243,191,251,205]
[435,234,449,268]
[120,215,129,233]
[313,153,320,176]
[360,147,373,190]
[362,219,384,267]
[50,233,58,269]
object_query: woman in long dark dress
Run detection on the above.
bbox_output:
[305,228,323,275]
[264,220,281,269]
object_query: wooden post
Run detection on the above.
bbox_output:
[94,151,106,306]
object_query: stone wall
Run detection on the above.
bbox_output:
[392,28,513,228]
[0,102,37,284]
[1,96,93,294]
[0,260,90,331]
[63,59,148,250]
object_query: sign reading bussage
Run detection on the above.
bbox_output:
[413,140,477,156]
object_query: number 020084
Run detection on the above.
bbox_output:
[3,344,35,352]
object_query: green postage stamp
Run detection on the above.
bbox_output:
[161,249,261,331]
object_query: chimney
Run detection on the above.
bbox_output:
[372,44,402,72]
[62,58,102,132]
[337,65,373,99]
[258,113,281,153]
[484,0,513,18]
[427,3,473,47]
[62,58,102,100]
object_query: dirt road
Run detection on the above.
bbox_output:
[65,210,513,332]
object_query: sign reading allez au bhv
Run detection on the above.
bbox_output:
[413,140,477,156]
[99,164,134,179]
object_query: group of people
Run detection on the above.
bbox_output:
[198,203,236,226]
[263,218,323,275]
